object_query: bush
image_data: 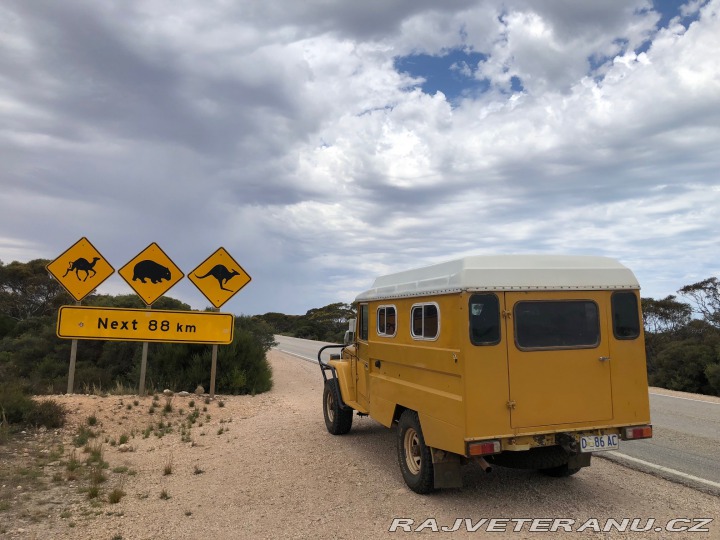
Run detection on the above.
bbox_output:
[0,384,36,424]
[24,399,67,428]
[651,341,716,394]
[705,363,720,395]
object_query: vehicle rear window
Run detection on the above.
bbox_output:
[514,300,599,349]
[411,303,439,340]
[612,292,640,339]
[469,294,500,345]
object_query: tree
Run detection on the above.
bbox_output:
[679,277,720,328]
[641,296,692,334]
[0,259,70,320]
[651,341,716,394]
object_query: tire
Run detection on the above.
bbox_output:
[397,410,434,494]
[539,464,582,477]
[323,379,353,435]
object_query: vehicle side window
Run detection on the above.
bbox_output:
[377,305,397,337]
[411,303,439,340]
[612,292,640,339]
[515,300,599,349]
[359,304,369,341]
[469,294,500,345]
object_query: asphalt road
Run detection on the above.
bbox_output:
[273,335,720,494]
[273,334,340,364]
[606,392,720,491]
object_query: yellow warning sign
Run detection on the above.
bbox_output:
[57,306,234,344]
[188,247,251,308]
[118,243,184,306]
[46,237,114,301]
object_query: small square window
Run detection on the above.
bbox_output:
[377,305,397,337]
[411,303,439,340]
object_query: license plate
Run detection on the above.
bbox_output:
[580,434,619,453]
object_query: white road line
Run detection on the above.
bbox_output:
[605,451,720,491]
[274,347,316,363]
[649,392,720,405]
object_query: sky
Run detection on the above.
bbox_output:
[1,0,719,316]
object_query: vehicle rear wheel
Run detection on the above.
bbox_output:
[323,379,353,435]
[397,410,434,494]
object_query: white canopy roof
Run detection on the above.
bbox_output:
[355,255,640,302]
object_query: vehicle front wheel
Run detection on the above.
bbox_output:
[323,379,353,435]
[397,410,434,494]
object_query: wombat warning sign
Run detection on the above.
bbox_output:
[119,243,184,306]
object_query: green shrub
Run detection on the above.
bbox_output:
[0,385,35,425]
[23,399,67,428]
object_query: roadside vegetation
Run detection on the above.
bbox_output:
[255,302,354,343]
[2,256,720,421]
[642,278,720,396]
[0,259,274,410]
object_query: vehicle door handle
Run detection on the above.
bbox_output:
[599,356,611,362]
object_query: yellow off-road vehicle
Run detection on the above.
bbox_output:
[318,255,652,493]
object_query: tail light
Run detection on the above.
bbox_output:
[467,440,502,456]
[623,425,653,440]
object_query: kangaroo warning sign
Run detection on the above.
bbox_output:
[46,237,115,301]
[119,243,184,306]
[189,247,251,308]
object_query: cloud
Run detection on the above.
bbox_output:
[1,0,719,315]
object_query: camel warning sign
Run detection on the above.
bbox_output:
[46,237,115,301]
[189,247,251,308]
[119,243,184,306]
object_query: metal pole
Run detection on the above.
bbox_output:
[67,339,78,394]
[66,300,81,394]
[139,341,149,396]
[209,344,218,399]
[138,303,151,396]
[209,307,221,399]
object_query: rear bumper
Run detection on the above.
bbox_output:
[465,424,652,457]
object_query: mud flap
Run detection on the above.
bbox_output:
[431,448,463,489]
[567,452,592,469]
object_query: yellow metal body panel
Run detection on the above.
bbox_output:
[329,357,368,414]
[57,306,234,344]
[337,288,651,456]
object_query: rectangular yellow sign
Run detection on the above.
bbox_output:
[57,306,234,344]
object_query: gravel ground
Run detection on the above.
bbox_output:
[1,351,718,539]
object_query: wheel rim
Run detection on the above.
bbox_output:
[325,388,335,423]
[403,427,422,475]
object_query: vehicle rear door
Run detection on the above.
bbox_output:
[505,291,613,429]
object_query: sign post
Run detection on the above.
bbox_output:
[46,238,114,394]
[189,248,251,398]
[119,243,185,395]
[67,302,80,394]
